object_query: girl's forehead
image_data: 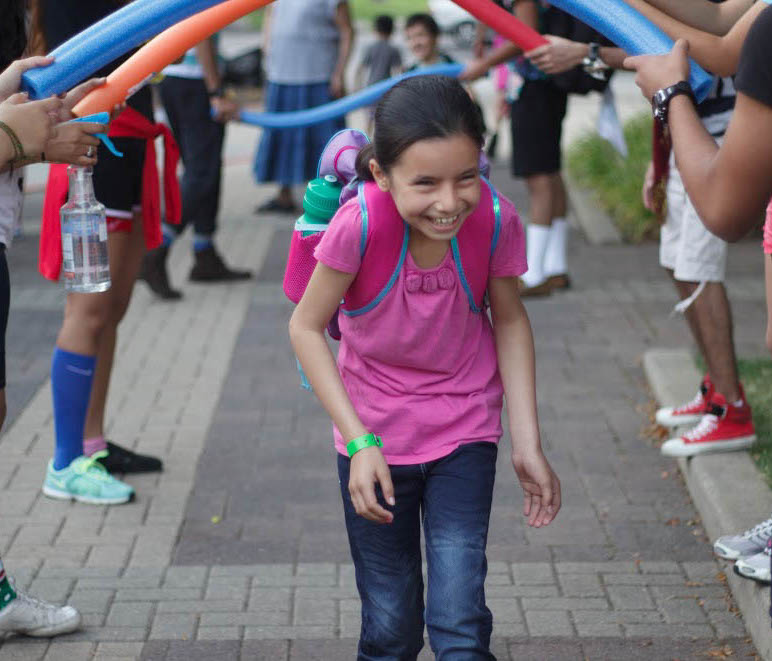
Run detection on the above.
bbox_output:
[395,136,480,172]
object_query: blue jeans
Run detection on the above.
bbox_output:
[338,442,498,661]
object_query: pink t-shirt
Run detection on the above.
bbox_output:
[315,191,527,464]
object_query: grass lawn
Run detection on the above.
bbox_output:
[249,0,427,27]
[566,112,658,243]
[736,358,772,486]
[350,0,428,20]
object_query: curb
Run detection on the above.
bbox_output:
[564,173,622,245]
[643,348,772,660]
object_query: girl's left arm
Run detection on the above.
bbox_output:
[489,276,561,528]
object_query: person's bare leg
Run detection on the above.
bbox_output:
[84,214,145,440]
[550,172,568,219]
[525,174,553,227]
[277,185,294,208]
[687,280,740,401]
[669,272,709,359]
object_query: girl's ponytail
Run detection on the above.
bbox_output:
[355,143,376,182]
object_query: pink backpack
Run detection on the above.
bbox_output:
[284,129,502,338]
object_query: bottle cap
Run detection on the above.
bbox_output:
[302,174,342,223]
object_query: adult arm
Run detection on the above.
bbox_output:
[637,0,756,34]
[331,1,354,99]
[526,36,627,75]
[289,262,395,525]
[195,36,238,122]
[625,39,772,241]
[489,276,561,528]
[623,0,765,75]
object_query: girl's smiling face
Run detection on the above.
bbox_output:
[370,133,481,242]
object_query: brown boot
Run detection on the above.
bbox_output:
[189,246,252,282]
[138,245,182,300]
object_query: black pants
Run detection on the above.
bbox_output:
[159,76,224,237]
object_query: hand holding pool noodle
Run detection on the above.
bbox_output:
[22,0,241,100]
[72,0,273,117]
[451,0,712,101]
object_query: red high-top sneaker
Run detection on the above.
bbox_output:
[661,388,756,457]
[655,374,713,428]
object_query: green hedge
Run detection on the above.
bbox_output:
[566,112,659,243]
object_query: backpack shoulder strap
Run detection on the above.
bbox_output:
[453,178,501,312]
[342,182,407,317]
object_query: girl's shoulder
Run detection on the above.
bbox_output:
[316,196,365,275]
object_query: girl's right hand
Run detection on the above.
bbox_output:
[348,447,395,524]
[0,93,62,161]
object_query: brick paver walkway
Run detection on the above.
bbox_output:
[0,126,764,659]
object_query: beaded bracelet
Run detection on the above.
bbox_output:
[0,120,25,165]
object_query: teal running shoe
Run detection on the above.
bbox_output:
[42,452,135,505]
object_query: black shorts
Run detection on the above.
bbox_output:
[510,80,568,178]
[0,245,9,389]
[92,86,153,219]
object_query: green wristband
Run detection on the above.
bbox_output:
[346,433,383,458]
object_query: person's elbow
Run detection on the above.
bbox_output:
[700,207,756,242]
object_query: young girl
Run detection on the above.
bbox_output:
[290,76,561,659]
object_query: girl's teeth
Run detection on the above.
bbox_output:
[433,216,456,226]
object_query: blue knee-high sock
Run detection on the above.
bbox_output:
[51,348,96,470]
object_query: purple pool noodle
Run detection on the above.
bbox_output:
[548,0,713,101]
[21,0,229,99]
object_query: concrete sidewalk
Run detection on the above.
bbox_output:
[0,113,766,659]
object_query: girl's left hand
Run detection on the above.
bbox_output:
[624,39,691,102]
[512,448,561,528]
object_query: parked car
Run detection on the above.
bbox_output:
[427,0,477,49]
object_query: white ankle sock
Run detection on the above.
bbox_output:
[522,224,551,287]
[544,217,569,277]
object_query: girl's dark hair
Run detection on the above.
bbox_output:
[0,0,28,71]
[356,75,485,181]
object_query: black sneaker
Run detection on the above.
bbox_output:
[189,246,252,282]
[95,441,163,474]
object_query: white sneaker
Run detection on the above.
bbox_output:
[0,589,81,637]
[734,540,772,585]
[714,515,772,560]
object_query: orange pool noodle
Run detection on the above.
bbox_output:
[73,0,274,117]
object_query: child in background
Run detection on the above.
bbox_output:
[404,13,455,71]
[290,75,560,659]
[357,15,402,88]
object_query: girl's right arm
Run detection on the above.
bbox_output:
[289,262,395,524]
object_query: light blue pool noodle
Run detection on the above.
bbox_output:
[21,0,230,99]
[547,0,713,101]
[238,63,464,129]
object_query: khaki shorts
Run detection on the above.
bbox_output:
[659,152,727,283]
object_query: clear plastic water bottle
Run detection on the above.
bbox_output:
[60,166,110,293]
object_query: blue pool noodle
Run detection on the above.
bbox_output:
[21,0,230,99]
[238,63,464,129]
[548,0,713,101]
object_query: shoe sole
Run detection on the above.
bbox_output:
[42,484,134,506]
[654,411,704,428]
[661,435,757,457]
[713,542,761,561]
[733,562,771,585]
